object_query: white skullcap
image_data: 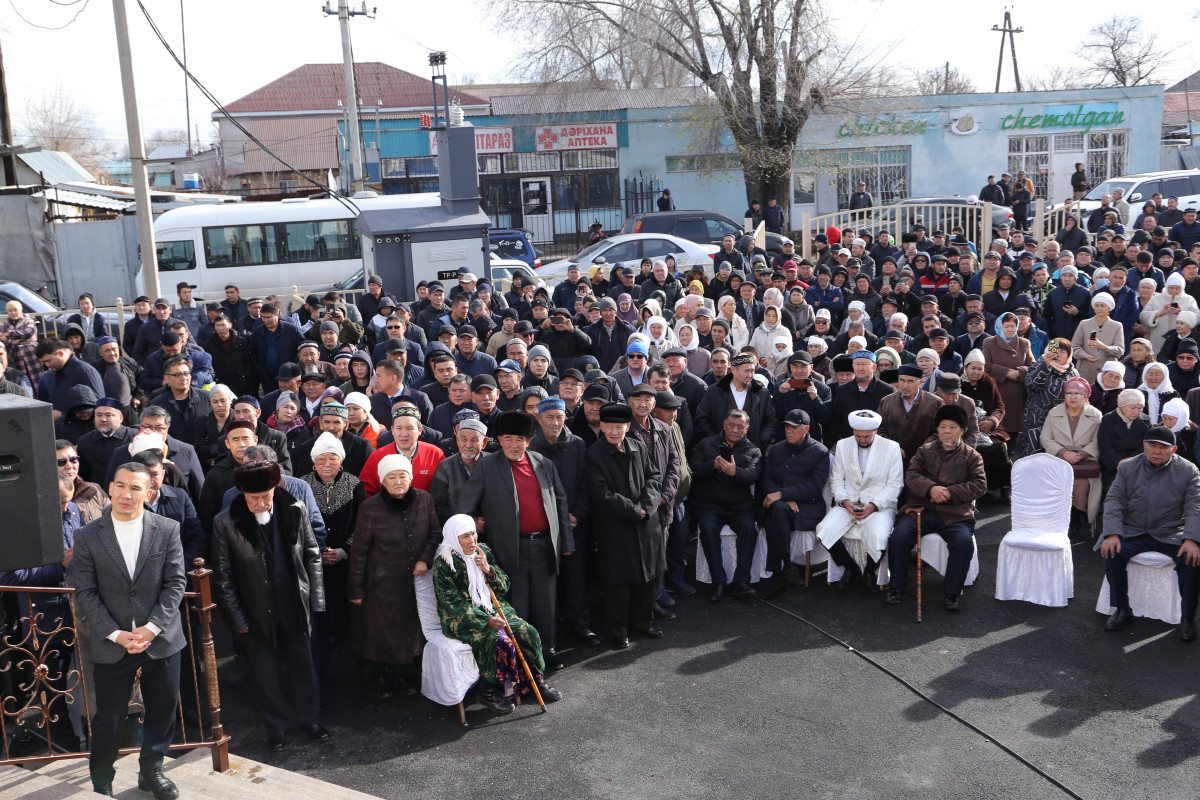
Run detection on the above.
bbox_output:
[1101,361,1126,378]
[1140,278,1159,289]
[344,391,371,412]
[376,452,412,482]
[1091,292,1115,310]
[848,300,866,313]
[964,349,985,367]
[916,347,941,365]
[1178,310,1197,329]
[848,410,882,431]
[849,335,868,348]
[310,431,345,461]
[129,432,164,455]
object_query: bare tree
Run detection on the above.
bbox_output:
[1025,65,1090,92]
[18,85,108,175]
[145,128,190,153]
[1079,14,1169,87]
[489,0,893,207]
[910,64,975,95]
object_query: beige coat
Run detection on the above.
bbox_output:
[1039,404,1103,522]
[1071,316,1125,385]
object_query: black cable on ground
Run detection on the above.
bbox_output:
[759,596,1085,800]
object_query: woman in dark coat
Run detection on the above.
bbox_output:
[1017,337,1078,458]
[348,452,440,696]
[982,313,1034,442]
[1097,391,1151,491]
[584,403,663,647]
[302,432,366,670]
[961,350,1010,490]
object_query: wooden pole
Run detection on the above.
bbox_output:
[487,586,545,712]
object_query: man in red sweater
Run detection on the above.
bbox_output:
[359,407,444,496]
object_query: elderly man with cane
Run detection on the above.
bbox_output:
[1099,425,1200,640]
[884,404,986,612]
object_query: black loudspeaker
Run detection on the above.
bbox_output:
[0,395,65,572]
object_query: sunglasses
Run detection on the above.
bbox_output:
[386,325,402,330]
[57,456,80,466]
[627,353,646,360]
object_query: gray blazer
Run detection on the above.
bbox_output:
[455,450,573,577]
[68,510,187,665]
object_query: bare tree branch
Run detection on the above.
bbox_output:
[18,84,109,176]
[1079,14,1170,87]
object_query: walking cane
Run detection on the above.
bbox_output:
[487,586,547,712]
[909,506,924,623]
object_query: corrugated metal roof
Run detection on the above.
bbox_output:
[223,63,489,115]
[17,150,95,185]
[34,187,132,212]
[147,145,190,160]
[234,118,343,174]
[491,87,707,116]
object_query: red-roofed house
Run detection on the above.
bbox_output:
[214,62,488,194]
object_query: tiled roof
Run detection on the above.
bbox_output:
[223,62,489,115]
[1163,92,1200,126]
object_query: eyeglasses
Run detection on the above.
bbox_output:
[627,353,645,360]
[1064,392,1087,398]
[386,325,402,330]
[141,424,169,433]
[56,456,80,466]
[167,371,191,378]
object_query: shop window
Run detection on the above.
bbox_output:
[554,175,583,206]
[586,172,619,207]
[1054,133,1084,152]
[812,147,911,209]
[514,152,561,173]
[478,155,502,175]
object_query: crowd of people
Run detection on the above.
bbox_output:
[5,196,1200,797]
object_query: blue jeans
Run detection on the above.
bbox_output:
[887,509,975,597]
[696,510,758,585]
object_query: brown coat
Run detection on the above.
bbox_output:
[982,335,1034,435]
[903,440,987,526]
[878,390,944,464]
[347,488,440,664]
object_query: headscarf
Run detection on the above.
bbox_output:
[617,293,639,323]
[963,349,985,367]
[1162,397,1190,434]
[875,346,902,370]
[762,287,784,309]
[758,305,781,334]
[1139,362,1174,424]
[717,294,738,321]
[644,315,677,348]
[435,514,493,613]
[765,333,793,375]
[310,431,345,460]
[376,452,413,483]
[995,312,1018,342]
[1064,376,1092,399]
[1117,388,1145,409]
[807,336,828,355]
[678,322,699,352]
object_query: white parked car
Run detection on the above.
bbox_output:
[1050,170,1200,227]
[538,233,721,279]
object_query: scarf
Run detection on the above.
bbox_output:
[1163,396,1190,433]
[644,316,676,348]
[1138,363,1174,424]
[678,323,699,352]
[436,514,493,612]
[994,313,1018,342]
[617,294,639,324]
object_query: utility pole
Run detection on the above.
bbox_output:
[181,0,192,154]
[991,9,1023,93]
[112,0,161,299]
[0,41,16,186]
[323,0,375,194]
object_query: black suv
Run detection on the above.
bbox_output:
[620,211,790,257]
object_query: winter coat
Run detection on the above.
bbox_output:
[771,376,832,444]
[205,331,257,397]
[347,489,439,664]
[585,318,637,372]
[760,436,830,530]
[694,373,779,451]
[1100,452,1200,549]
[689,434,762,514]
[903,440,987,526]
[210,488,324,649]
[585,436,663,585]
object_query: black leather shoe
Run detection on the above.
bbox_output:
[267,731,287,752]
[611,635,630,650]
[729,580,756,597]
[884,588,905,605]
[710,582,727,603]
[666,581,697,596]
[637,627,665,639]
[137,768,179,800]
[534,677,562,703]
[304,724,332,743]
[944,594,961,612]
[575,628,603,646]
[1105,607,1133,631]
[544,648,565,671]
[479,685,515,714]
[93,784,114,797]
[653,602,677,621]
[756,574,785,600]
[1179,617,1197,642]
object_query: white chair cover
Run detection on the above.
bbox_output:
[1096,551,1182,624]
[996,454,1075,606]
[414,572,480,707]
[876,534,980,587]
[826,536,887,586]
[789,531,829,567]
[694,525,769,583]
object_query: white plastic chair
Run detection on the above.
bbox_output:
[790,531,828,587]
[1096,551,1182,625]
[694,525,769,583]
[995,454,1075,606]
[414,572,480,725]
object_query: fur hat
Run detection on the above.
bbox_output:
[934,403,969,430]
[234,460,281,494]
[495,410,537,439]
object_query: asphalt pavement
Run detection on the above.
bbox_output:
[212,495,1200,800]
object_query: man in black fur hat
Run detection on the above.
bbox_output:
[210,460,328,751]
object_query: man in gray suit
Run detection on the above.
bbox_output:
[68,461,186,799]
[456,410,573,667]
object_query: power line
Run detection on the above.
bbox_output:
[132,0,359,215]
[8,0,91,30]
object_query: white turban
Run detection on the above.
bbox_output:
[1091,292,1115,310]
[310,431,345,461]
[435,514,493,612]
[1101,361,1126,379]
[129,432,165,455]
[848,410,882,431]
[1178,310,1198,329]
[376,452,412,483]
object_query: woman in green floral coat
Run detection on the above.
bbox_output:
[434,514,561,714]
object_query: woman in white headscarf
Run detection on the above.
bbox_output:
[1070,291,1125,385]
[749,304,788,361]
[1138,362,1179,425]
[1139,272,1200,354]
[763,333,793,377]
[675,322,710,377]
[347,452,440,697]
[716,294,749,350]
[641,314,678,361]
[1160,396,1195,464]
[434,514,559,713]
[838,300,872,336]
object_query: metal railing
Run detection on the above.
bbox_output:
[798,202,1000,260]
[0,559,231,772]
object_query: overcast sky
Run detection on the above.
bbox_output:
[2,0,1197,157]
